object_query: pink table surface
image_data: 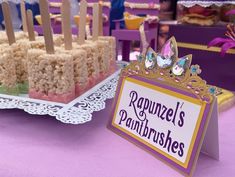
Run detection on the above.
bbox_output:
[0,99,234,177]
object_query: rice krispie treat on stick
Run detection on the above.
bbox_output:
[75,0,100,88]
[28,49,75,103]
[59,0,88,96]
[0,2,19,95]
[76,42,99,87]
[96,3,116,72]
[28,0,75,103]
[87,3,116,76]
[1,4,42,94]
[84,3,110,81]
[98,36,116,71]
[10,41,44,93]
[9,10,43,93]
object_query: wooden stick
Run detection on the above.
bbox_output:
[78,0,87,45]
[26,10,35,41]
[61,0,72,50]
[20,0,27,32]
[98,3,103,36]
[2,2,16,45]
[39,0,55,54]
[92,3,99,41]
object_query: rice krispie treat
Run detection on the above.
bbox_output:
[98,36,116,61]
[72,42,100,88]
[86,39,109,77]
[0,45,18,95]
[98,36,116,72]
[0,34,43,93]
[28,49,75,103]
[9,38,46,93]
[87,36,117,74]
[57,46,89,96]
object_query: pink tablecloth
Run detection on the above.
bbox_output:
[0,99,234,177]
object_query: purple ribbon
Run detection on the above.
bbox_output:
[208,37,235,56]
[226,9,235,16]
[208,37,233,47]
[220,42,235,56]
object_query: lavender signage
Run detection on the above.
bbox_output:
[108,75,218,176]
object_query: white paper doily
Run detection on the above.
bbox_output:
[177,1,235,7]
[0,94,64,116]
[0,61,128,124]
[56,70,121,124]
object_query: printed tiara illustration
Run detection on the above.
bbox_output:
[121,37,220,103]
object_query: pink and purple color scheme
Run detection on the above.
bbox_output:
[112,0,160,61]
[0,100,234,177]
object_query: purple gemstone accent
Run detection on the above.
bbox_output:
[160,39,174,58]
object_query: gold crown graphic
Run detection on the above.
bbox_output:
[121,37,220,103]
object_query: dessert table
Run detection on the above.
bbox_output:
[0,99,234,177]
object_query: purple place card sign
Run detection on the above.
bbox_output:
[108,74,219,177]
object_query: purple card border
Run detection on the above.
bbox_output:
[107,74,212,176]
